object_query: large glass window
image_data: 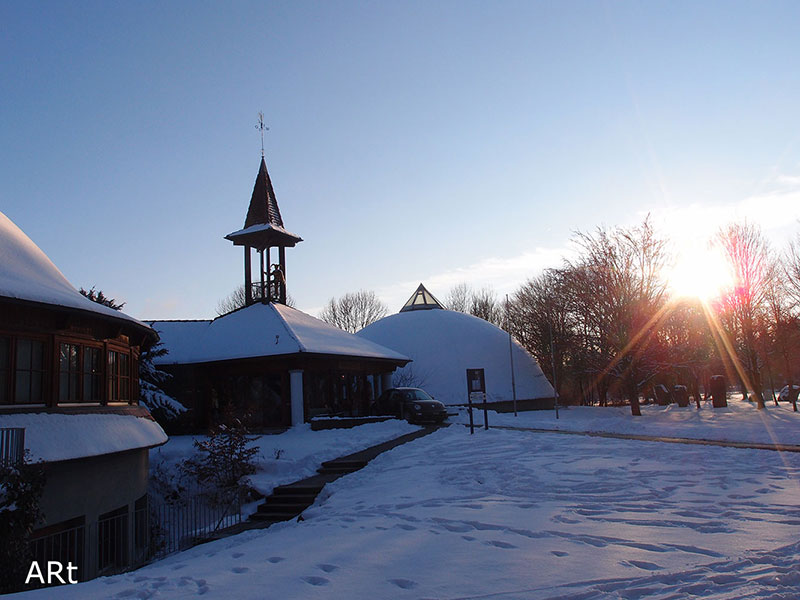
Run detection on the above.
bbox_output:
[59,343,80,403]
[83,347,102,402]
[0,337,9,404]
[14,339,45,404]
[108,350,131,403]
[57,343,103,404]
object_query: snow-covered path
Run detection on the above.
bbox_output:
[27,424,800,599]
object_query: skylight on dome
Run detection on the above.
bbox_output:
[399,283,444,312]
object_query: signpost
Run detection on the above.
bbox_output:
[466,368,488,434]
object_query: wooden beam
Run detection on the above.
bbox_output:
[244,246,252,305]
[279,246,286,304]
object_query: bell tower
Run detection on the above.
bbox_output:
[225,156,303,305]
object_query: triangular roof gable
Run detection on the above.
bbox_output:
[244,157,284,228]
[400,283,444,312]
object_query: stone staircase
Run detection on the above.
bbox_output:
[247,429,435,526]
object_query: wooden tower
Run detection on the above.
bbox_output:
[225,157,303,305]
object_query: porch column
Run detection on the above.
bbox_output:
[244,246,252,305]
[380,372,392,394]
[289,369,304,426]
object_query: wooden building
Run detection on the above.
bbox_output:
[152,157,409,429]
[0,211,166,581]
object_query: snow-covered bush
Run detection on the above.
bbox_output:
[139,341,188,431]
[180,409,258,507]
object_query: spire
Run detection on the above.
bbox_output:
[244,157,284,229]
[400,283,445,312]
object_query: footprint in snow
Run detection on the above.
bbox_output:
[302,576,329,586]
[388,578,418,589]
[268,556,285,563]
[551,550,569,557]
[317,564,339,573]
[394,523,416,530]
[485,540,517,549]
[231,567,249,574]
[232,552,244,558]
[622,560,663,571]
[462,535,476,541]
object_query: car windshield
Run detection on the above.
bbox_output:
[403,389,433,401]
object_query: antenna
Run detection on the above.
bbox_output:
[256,111,269,157]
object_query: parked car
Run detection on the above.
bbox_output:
[372,387,448,424]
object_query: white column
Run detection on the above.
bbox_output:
[380,372,393,394]
[289,369,305,426]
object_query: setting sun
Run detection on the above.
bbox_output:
[667,243,733,302]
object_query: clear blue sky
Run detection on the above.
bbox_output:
[2,1,800,319]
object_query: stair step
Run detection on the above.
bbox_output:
[317,466,361,474]
[249,513,292,523]
[256,502,311,514]
[260,495,316,506]
[273,485,324,496]
[320,459,368,469]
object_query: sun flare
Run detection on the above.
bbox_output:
[667,243,733,302]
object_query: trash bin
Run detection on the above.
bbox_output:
[673,385,689,407]
[653,384,672,406]
[710,375,727,408]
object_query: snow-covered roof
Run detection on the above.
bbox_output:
[0,211,150,330]
[0,412,167,463]
[225,223,302,244]
[357,308,554,405]
[151,303,409,365]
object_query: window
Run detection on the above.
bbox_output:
[0,337,9,404]
[59,343,80,403]
[97,505,129,574]
[108,350,131,403]
[57,342,103,404]
[83,347,102,402]
[14,338,46,404]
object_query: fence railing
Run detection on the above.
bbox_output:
[29,523,86,586]
[0,427,25,468]
[149,491,243,558]
[26,490,243,586]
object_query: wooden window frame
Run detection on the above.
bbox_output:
[55,337,105,406]
[107,346,134,405]
[0,332,50,407]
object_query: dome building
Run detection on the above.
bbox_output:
[357,284,555,410]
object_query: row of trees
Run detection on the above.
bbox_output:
[506,220,800,414]
[316,219,800,416]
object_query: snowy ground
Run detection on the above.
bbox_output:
[452,398,800,446]
[23,406,800,600]
[150,420,422,498]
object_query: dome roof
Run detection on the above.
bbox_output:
[0,210,149,329]
[357,307,554,405]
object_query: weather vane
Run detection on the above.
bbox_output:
[256,111,269,157]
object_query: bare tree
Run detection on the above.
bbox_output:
[445,282,503,326]
[507,269,574,400]
[567,217,669,416]
[785,232,800,311]
[216,285,295,316]
[470,286,503,327]
[445,283,471,313]
[319,290,388,333]
[716,222,774,408]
